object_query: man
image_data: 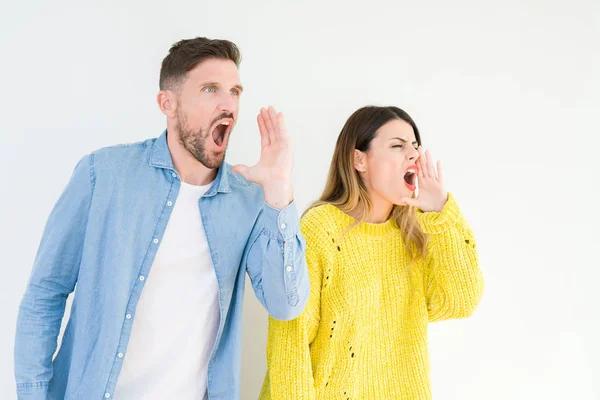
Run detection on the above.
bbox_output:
[15,37,309,400]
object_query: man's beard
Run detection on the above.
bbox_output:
[176,110,233,169]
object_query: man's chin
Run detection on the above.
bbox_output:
[198,152,226,170]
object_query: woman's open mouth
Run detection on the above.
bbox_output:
[403,165,418,192]
[211,119,233,149]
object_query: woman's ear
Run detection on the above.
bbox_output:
[354,149,367,172]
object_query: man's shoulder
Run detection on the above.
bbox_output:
[92,137,155,161]
[87,137,157,174]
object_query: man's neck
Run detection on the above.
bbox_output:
[166,130,217,186]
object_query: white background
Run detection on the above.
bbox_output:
[1,0,599,399]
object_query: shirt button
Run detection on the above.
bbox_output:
[139,276,145,281]
[153,238,159,244]
[172,172,177,178]
[286,266,293,272]
[126,314,132,319]
[118,352,124,358]
[167,201,173,206]
[280,223,286,229]
[105,394,111,398]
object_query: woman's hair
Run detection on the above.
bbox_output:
[305,106,428,263]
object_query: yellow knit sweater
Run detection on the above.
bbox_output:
[259,193,484,400]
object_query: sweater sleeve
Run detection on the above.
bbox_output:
[259,211,325,400]
[417,193,484,322]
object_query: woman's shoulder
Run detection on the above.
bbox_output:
[301,203,348,239]
[303,203,339,220]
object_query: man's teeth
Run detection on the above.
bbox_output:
[220,121,230,126]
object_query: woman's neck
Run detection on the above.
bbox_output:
[349,196,393,224]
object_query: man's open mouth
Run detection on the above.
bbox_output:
[211,118,233,148]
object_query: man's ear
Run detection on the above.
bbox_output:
[157,90,177,118]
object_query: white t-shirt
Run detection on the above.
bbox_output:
[114,180,220,400]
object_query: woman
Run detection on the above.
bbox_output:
[259,106,484,400]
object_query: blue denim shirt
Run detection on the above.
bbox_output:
[14,132,309,400]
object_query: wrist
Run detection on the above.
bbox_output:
[432,192,448,212]
[263,179,294,210]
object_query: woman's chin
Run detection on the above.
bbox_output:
[392,189,416,205]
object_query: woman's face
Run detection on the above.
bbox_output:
[355,118,420,205]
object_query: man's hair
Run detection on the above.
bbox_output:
[159,37,241,91]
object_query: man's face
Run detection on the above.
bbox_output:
[174,58,243,169]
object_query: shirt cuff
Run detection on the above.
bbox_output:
[262,201,300,241]
[16,381,49,400]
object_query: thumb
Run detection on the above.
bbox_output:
[398,197,420,208]
[232,164,252,181]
